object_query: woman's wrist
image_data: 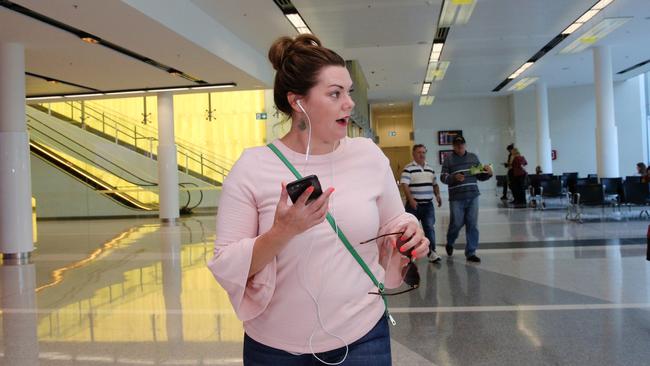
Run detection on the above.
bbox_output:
[268,223,296,243]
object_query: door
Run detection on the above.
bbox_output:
[381,146,412,184]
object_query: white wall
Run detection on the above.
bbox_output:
[511,75,647,177]
[413,96,512,192]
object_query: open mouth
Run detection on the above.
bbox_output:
[336,117,348,126]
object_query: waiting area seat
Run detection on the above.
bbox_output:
[621,180,650,218]
[567,183,606,222]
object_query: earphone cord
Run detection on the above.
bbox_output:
[306,115,312,162]
[306,141,348,366]
[292,102,348,364]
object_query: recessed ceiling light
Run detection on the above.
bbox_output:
[439,0,477,26]
[419,96,435,106]
[559,17,631,54]
[493,0,618,92]
[425,61,450,82]
[507,77,539,91]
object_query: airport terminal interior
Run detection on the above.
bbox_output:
[1,0,650,365]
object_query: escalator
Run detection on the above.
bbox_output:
[29,101,231,186]
[27,113,202,213]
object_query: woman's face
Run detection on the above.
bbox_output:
[297,65,355,143]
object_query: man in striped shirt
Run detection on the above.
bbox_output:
[440,136,493,263]
[400,144,442,263]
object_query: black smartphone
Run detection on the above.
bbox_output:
[286,175,323,204]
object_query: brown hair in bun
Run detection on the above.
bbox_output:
[268,34,345,116]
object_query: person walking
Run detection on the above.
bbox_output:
[208,34,429,365]
[440,136,493,263]
[400,144,443,263]
[501,143,514,200]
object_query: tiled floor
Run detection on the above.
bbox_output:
[1,192,649,365]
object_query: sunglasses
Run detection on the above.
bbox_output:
[360,232,420,296]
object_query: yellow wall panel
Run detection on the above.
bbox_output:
[44,90,266,183]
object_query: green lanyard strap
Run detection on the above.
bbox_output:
[267,143,393,324]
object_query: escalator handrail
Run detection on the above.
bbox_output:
[80,101,235,168]
[85,100,236,166]
[27,113,157,187]
[79,101,234,169]
[29,124,201,212]
[47,102,233,180]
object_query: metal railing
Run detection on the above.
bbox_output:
[31,101,232,184]
[26,113,201,211]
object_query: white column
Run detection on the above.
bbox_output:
[536,81,553,174]
[0,43,34,259]
[1,264,39,365]
[593,45,620,178]
[157,92,180,221]
[161,224,183,342]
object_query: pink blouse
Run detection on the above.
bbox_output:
[207,137,416,353]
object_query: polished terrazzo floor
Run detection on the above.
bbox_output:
[1,192,649,365]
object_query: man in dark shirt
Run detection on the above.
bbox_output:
[440,136,493,263]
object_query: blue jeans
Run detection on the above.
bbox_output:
[243,316,391,365]
[405,201,436,253]
[446,196,479,257]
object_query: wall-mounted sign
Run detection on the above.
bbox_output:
[438,130,463,145]
[256,112,268,120]
[388,131,397,136]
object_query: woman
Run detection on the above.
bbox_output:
[208,34,428,365]
[510,148,528,206]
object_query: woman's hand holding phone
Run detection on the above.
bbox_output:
[271,181,335,239]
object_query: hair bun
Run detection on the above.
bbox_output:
[268,34,323,71]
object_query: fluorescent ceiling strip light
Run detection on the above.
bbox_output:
[26,83,238,101]
[439,0,476,26]
[190,84,236,90]
[562,0,617,35]
[421,82,431,95]
[429,42,444,62]
[507,77,539,91]
[63,93,104,98]
[576,9,599,24]
[296,27,312,34]
[419,96,435,106]
[592,0,614,10]
[103,90,146,96]
[286,13,307,28]
[286,13,312,34]
[559,17,630,54]
[26,95,63,101]
[562,23,583,35]
[509,62,534,79]
[148,87,190,93]
[425,61,450,82]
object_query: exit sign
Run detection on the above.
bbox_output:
[256,113,267,120]
[388,131,397,136]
